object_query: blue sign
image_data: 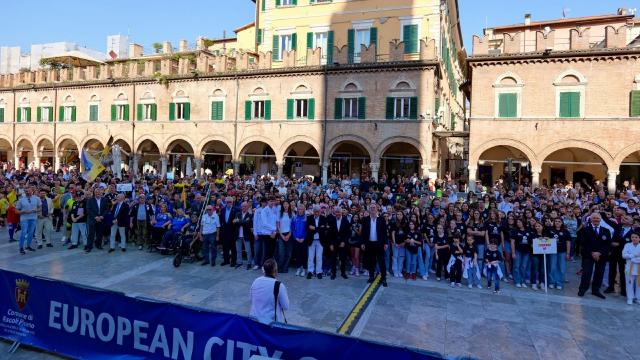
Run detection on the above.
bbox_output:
[0,269,443,360]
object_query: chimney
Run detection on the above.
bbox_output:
[196,36,205,50]
[524,13,532,25]
[129,43,143,58]
[618,8,627,15]
[162,41,172,54]
[179,40,188,52]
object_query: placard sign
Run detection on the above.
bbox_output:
[115,183,133,192]
[533,237,557,255]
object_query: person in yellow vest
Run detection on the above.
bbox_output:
[0,192,9,227]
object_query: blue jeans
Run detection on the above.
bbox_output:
[549,253,567,287]
[487,265,500,290]
[497,244,506,276]
[476,243,486,276]
[254,236,266,268]
[466,261,481,286]
[406,251,418,273]
[276,237,293,272]
[419,245,433,276]
[201,233,217,263]
[392,245,406,275]
[513,251,530,285]
[530,255,543,285]
[19,219,36,249]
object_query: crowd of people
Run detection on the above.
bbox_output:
[2,166,640,304]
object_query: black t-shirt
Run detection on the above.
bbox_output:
[463,243,476,259]
[70,200,86,224]
[434,233,449,252]
[484,248,503,264]
[393,222,407,245]
[405,231,421,254]
[468,222,485,244]
[510,228,532,253]
[422,223,435,242]
[547,228,571,253]
[485,221,502,242]
[451,242,464,257]
[455,222,466,236]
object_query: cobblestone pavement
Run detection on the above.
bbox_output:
[0,230,637,360]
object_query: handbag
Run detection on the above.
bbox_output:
[273,280,287,324]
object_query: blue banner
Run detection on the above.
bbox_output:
[0,269,443,360]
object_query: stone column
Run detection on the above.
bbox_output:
[276,160,285,179]
[160,156,168,178]
[54,155,61,172]
[14,153,20,170]
[321,162,329,185]
[33,155,40,171]
[233,161,241,176]
[531,168,541,189]
[420,164,430,179]
[607,170,619,194]
[132,155,140,175]
[370,162,380,182]
[468,166,478,192]
[194,158,202,178]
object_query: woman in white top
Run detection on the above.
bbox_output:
[622,232,640,305]
[276,201,293,273]
[249,259,289,324]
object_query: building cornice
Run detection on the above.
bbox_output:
[467,47,640,66]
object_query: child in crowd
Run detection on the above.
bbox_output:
[0,193,9,227]
[449,235,464,287]
[485,240,503,293]
[6,202,19,242]
[622,232,640,305]
[404,221,422,280]
[463,234,481,288]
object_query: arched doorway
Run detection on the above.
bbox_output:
[166,140,195,178]
[16,139,34,169]
[57,139,79,169]
[330,141,371,178]
[0,138,12,165]
[619,151,640,188]
[542,148,606,187]
[476,145,532,188]
[283,142,320,178]
[381,142,422,177]
[113,139,132,173]
[240,142,276,176]
[36,138,54,170]
[84,139,104,154]
[137,140,161,174]
[201,140,232,175]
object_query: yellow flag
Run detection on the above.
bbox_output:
[7,190,16,205]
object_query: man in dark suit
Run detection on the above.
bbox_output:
[578,212,612,298]
[85,188,110,252]
[605,214,633,296]
[220,196,238,266]
[327,207,351,279]
[109,193,130,252]
[306,205,328,279]
[361,204,389,287]
[234,201,254,269]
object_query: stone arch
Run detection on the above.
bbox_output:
[140,90,155,100]
[55,135,80,150]
[211,88,227,97]
[554,69,587,84]
[35,135,54,151]
[325,134,374,163]
[538,140,614,169]
[340,79,363,92]
[115,92,128,101]
[291,81,313,94]
[390,79,417,90]
[163,135,197,156]
[612,143,640,169]
[79,137,105,151]
[62,94,75,103]
[375,136,429,164]
[196,135,234,159]
[0,133,13,150]
[89,94,100,102]
[134,135,162,154]
[470,138,538,169]
[279,135,321,161]
[237,136,279,161]
[15,136,35,150]
[250,86,267,95]
[172,89,188,98]
[41,95,52,103]
[495,71,524,85]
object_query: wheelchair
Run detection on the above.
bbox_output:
[172,232,202,268]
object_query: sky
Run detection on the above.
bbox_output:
[0,0,638,54]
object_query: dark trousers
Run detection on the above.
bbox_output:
[53,208,63,230]
[436,250,451,279]
[450,258,463,283]
[264,235,277,260]
[292,239,307,268]
[222,231,237,265]
[87,221,105,249]
[579,255,607,293]
[607,249,626,294]
[365,242,387,280]
[330,245,348,276]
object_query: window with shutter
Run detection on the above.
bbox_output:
[347,29,355,64]
[286,99,294,120]
[358,97,366,120]
[111,105,116,121]
[151,104,157,121]
[327,31,334,64]
[403,24,419,54]
[385,98,394,120]
[36,106,42,122]
[559,92,580,118]
[169,102,176,121]
[17,107,21,122]
[0,108,4,122]
[334,98,342,120]
[264,100,271,120]
[631,91,640,117]
[137,104,143,121]
[245,101,252,121]
[308,98,315,120]
[498,93,517,118]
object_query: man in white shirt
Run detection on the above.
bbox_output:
[249,259,289,324]
[200,205,220,266]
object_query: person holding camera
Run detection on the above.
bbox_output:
[249,259,289,324]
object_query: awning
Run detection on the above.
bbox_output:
[41,50,105,67]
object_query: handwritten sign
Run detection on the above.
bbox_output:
[533,237,557,255]
[116,183,133,192]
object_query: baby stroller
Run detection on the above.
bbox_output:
[173,231,202,268]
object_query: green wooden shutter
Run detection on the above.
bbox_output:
[272,35,280,61]
[409,97,418,119]
[37,106,42,122]
[370,27,378,56]
[292,0,297,4]
[308,98,315,120]
[123,104,129,121]
[347,29,355,64]
[276,0,280,6]
[498,93,517,118]
[560,92,580,118]
[59,106,64,122]
[0,108,4,122]
[169,102,176,121]
[630,91,640,117]
[261,0,266,11]
[386,98,395,120]
[151,104,157,121]
[89,105,97,121]
[291,33,297,51]
[357,97,366,119]
[211,102,216,120]
[26,107,31,122]
[307,32,313,49]
[245,101,252,120]
[111,104,116,121]
[334,98,342,119]
[71,106,76,122]
[212,101,223,120]
[570,92,580,117]
[16,107,21,122]
[137,104,143,121]
[183,102,190,120]
[327,31,334,64]
[404,24,418,53]
[48,107,53,122]
[264,100,271,120]
[257,29,263,45]
[286,99,294,120]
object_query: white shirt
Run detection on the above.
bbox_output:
[258,206,278,235]
[238,211,248,238]
[201,212,220,235]
[369,217,378,242]
[249,276,289,324]
[278,213,292,233]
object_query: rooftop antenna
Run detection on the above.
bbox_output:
[562,7,570,18]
